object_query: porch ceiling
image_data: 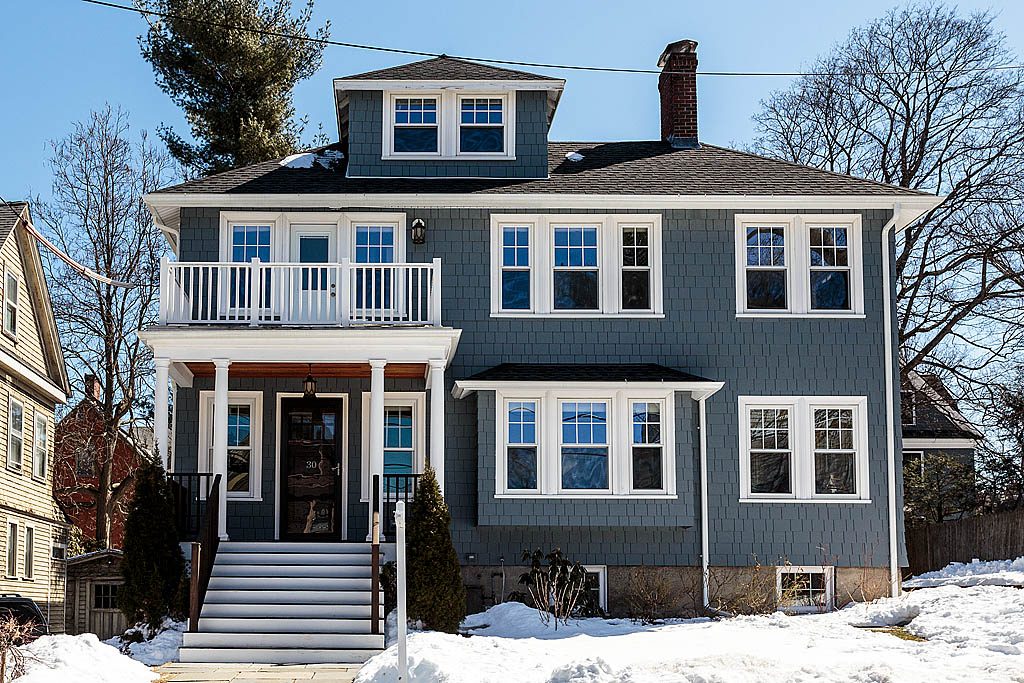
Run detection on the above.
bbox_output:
[185,361,427,379]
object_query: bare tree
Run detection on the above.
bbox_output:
[36,105,174,549]
[749,4,1024,401]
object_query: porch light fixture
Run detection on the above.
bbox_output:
[303,364,318,399]
[411,218,427,245]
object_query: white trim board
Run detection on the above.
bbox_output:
[453,379,723,401]
[334,78,565,92]
[901,438,978,450]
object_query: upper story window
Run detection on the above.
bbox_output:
[7,397,23,473]
[735,214,863,316]
[392,97,439,154]
[900,390,917,426]
[491,214,663,317]
[32,414,47,481]
[231,225,272,264]
[3,269,18,338]
[383,91,515,160]
[738,396,869,502]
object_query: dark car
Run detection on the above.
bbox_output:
[0,594,49,640]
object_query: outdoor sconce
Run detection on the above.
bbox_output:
[411,218,427,245]
[303,364,318,399]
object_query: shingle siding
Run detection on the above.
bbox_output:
[173,205,902,569]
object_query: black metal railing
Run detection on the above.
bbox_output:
[189,473,221,633]
[169,472,214,541]
[383,473,421,537]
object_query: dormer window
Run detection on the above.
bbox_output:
[459,97,505,154]
[382,90,516,160]
[392,97,439,154]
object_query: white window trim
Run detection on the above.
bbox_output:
[738,396,870,502]
[455,94,514,158]
[22,523,34,581]
[5,519,17,579]
[382,90,516,161]
[3,265,17,340]
[32,412,47,481]
[776,565,835,613]
[198,390,264,501]
[360,392,426,502]
[734,214,864,317]
[490,214,664,317]
[903,449,925,477]
[583,564,608,611]
[495,388,676,498]
[7,395,23,473]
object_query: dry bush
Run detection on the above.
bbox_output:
[708,561,780,615]
[0,616,38,683]
[625,566,673,624]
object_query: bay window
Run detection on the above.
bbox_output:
[505,401,538,491]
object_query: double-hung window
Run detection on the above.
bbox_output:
[32,414,47,480]
[736,215,863,316]
[392,97,439,154]
[492,214,663,316]
[228,224,272,310]
[198,391,263,500]
[5,522,16,577]
[459,97,505,154]
[3,270,17,338]
[8,397,23,472]
[739,396,868,501]
[23,526,33,580]
[496,390,675,497]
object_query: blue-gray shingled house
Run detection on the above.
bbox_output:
[139,39,942,663]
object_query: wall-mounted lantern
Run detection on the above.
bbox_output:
[411,218,427,245]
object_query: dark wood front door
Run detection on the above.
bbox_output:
[279,397,344,541]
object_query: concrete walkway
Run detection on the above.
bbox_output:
[155,663,361,683]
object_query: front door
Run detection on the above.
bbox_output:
[289,227,337,323]
[279,397,344,541]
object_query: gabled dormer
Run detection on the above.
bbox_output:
[334,56,564,178]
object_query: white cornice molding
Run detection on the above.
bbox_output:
[334,78,565,92]
[901,437,979,450]
[452,379,724,401]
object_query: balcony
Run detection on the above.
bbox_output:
[158,257,442,327]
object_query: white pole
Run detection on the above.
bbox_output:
[395,500,408,682]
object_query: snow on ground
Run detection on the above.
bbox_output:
[103,619,185,666]
[15,633,158,683]
[357,586,1024,683]
[904,556,1024,588]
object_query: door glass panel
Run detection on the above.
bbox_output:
[299,235,330,291]
[284,407,339,538]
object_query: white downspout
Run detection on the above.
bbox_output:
[698,395,710,610]
[882,203,902,596]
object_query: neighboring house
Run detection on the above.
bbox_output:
[901,370,983,523]
[65,549,127,640]
[53,375,154,550]
[140,39,941,663]
[0,202,71,632]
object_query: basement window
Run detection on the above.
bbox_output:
[776,566,834,613]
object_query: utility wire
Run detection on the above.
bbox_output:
[0,197,142,289]
[83,0,1024,78]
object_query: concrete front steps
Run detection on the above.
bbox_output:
[180,541,385,665]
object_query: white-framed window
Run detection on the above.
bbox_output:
[738,396,869,502]
[903,450,925,477]
[3,268,17,338]
[360,392,426,502]
[776,565,834,613]
[496,389,675,498]
[32,413,47,481]
[22,525,33,580]
[490,214,664,317]
[900,390,917,426]
[5,521,17,578]
[8,396,24,472]
[382,90,516,160]
[583,564,608,611]
[735,214,864,316]
[198,391,263,501]
[51,542,66,561]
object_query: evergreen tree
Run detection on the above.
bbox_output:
[137,0,330,174]
[119,462,185,631]
[406,466,466,633]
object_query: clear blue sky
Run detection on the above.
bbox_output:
[2,0,1022,200]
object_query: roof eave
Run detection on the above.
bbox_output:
[453,379,725,400]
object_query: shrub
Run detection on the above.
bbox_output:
[518,548,591,629]
[626,566,673,623]
[0,616,35,683]
[119,462,185,631]
[406,466,466,633]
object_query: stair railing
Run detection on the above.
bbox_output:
[371,473,381,635]
[188,473,222,633]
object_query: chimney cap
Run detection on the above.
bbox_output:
[658,39,698,68]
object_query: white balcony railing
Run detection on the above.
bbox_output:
[158,256,442,327]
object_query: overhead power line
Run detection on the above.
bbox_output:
[82,0,1024,78]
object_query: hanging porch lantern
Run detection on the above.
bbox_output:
[303,364,318,399]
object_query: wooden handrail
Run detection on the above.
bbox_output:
[188,473,221,633]
[371,473,381,635]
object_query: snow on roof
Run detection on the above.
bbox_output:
[565,151,584,162]
[280,149,345,170]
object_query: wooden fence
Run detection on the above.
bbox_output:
[905,507,1024,576]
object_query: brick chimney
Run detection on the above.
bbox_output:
[83,374,101,402]
[658,39,699,148]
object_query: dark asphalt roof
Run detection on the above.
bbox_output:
[464,363,713,383]
[336,56,558,82]
[153,142,927,197]
[0,202,27,245]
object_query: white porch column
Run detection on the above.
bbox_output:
[428,358,446,496]
[368,359,387,541]
[154,358,170,471]
[212,358,231,540]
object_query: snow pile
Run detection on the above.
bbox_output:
[15,633,158,683]
[564,151,585,162]
[357,587,1024,682]
[104,619,185,666]
[280,149,345,169]
[904,556,1024,588]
